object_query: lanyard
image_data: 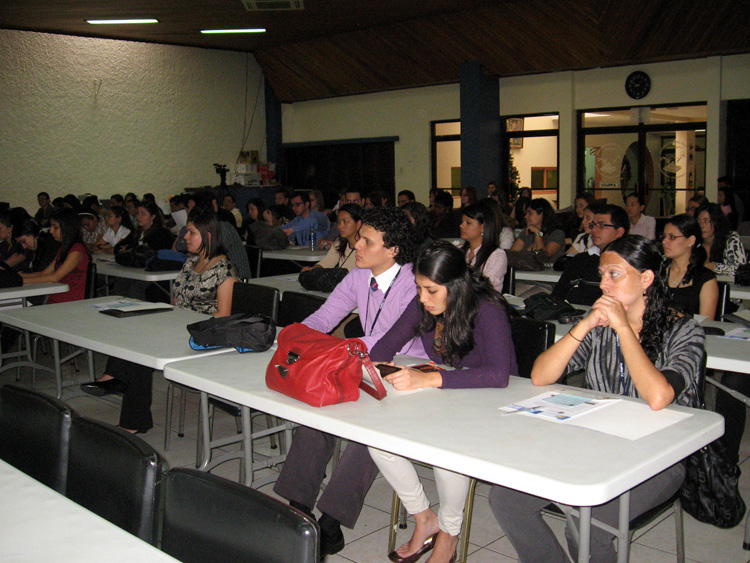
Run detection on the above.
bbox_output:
[615,334,632,396]
[365,267,401,336]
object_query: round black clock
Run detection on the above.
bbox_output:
[625,71,651,100]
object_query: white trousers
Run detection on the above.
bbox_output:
[368,447,470,536]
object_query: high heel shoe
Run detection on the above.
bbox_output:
[80,378,127,396]
[388,533,438,563]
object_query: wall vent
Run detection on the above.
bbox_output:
[241,0,304,10]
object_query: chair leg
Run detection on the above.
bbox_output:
[745,507,750,550]
[456,478,477,563]
[674,499,685,563]
[178,389,187,437]
[331,438,342,472]
[266,415,278,449]
[164,383,175,451]
[388,491,402,554]
[86,350,95,381]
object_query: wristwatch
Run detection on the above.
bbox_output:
[535,232,544,237]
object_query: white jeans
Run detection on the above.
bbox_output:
[368,447,470,536]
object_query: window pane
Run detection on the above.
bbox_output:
[512,135,559,206]
[435,121,460,136]
[582,105,706,128]
[436,140,461,189]
[523,115,559,131]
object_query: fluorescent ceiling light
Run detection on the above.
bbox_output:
[87,19,159,25]
[201,28,266,34]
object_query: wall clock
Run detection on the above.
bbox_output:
[625,71,651,100]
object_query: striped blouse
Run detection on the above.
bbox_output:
[566,317,704,408]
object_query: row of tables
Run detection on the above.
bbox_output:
[0,248,744,562]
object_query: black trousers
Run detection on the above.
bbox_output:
[105,357,154,432]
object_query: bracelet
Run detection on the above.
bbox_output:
[567,330,584,343]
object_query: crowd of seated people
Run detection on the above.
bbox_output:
[3,182,750,563]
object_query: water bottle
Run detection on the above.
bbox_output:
[309,224,316,251]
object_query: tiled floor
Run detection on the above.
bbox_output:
[4,349,750,563]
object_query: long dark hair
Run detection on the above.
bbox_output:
[513,196,531,229]
[187,207,226,259]
[460,202,499,272]
[402,201,433,244]
[604,236,674,363]
[415,242,509,364]
[51,208,85,265]
[138,201,164,237]
[335,203,364,256]
[527,198,560,232]
[665,214,706,285]
[698,203,732,263]
[107,205,134,232]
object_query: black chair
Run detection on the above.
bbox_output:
[509,316,556,378]
[0,384,74,493]
[161,468,319,563]
[232,282,280,321]
[85,259,98,299]
[278,290,327,326]
[66,416,165,545]
[502,265,516,295]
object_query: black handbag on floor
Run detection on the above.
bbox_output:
[680,438,746,528]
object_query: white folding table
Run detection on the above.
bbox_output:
[0,459,178,562]
[164,352,722,563]
[246,273,330,299]
[94,255,180,299]
[0,296,234,398]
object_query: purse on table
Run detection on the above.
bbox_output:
[265,323,387,407]
[298,266,348,293]
[187,314,276,353]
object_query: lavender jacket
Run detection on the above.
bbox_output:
[303,263,427,357]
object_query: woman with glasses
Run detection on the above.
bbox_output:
[696,203,746,276]
[661,214,718,320]
[510,198,566,262]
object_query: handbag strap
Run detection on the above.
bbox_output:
[347,342,387,400]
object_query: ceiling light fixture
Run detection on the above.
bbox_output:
[201,28,266,34]
[87,19,159,25]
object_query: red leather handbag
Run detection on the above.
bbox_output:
[265,323,387,407]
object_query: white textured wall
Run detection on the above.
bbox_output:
[1,30,266,211]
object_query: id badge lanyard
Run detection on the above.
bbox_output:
[365,268,401,336]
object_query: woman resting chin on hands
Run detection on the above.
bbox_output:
[368,242,517,563]
[488,235,705,563]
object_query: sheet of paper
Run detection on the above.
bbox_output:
[721,327,750,340]
[90,299,173,312]
[500,391,619,422]
[565,400,692,440]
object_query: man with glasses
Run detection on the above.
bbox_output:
[281,191,328,246]
[551,203,629,305]
[686,194,708,217]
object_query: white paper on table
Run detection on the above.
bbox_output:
[720,327,750,340]
[565,400,692,440]
[90,299,173,312]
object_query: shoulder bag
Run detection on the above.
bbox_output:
[265,323,387,407]
[298,266,348,293]
[680,437,746,528]
[187,314,276,353]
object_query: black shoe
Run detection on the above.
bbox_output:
[318,514,345,560]
[80,378,127,396]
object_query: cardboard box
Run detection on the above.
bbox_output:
[236,163,257,174]
[231,173,262,186]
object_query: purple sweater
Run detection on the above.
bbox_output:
[303,263,427,357]
[370,297,517,389]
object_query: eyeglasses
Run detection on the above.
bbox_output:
[590,222,616,230]
[291,201,305,207]
[686,206,699,212]
[660,233,686,242]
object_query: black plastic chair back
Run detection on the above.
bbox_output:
[509,316,555,378]
[85,259,97,299]
[246,245,263,279]
[0,384,74,493]
[162,468,319,563]
[278,291,327,326]
[232,282,280,323]
[502,265,516,295]
[66,417,164,544]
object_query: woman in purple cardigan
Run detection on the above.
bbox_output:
[368,242,517,563]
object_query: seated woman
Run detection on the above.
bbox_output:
[460,202,507,292]
[91,206,133,254]
[510,198,565,262]
[402,201,435,252]
[241,197,266,242]
[662,214,718,319]
[565,204,595,256]
[115,200,173,254]
[368,242,517,563]
[21,209,90,304]
[13,218,60,274]
[80,212,107,252]
[81,208,237,433]
[302,203,363,272]
[489,235,704,563]
[0,211,28,270]
[697,203,747,276]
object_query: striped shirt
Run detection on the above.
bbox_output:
[566,317,704,408]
